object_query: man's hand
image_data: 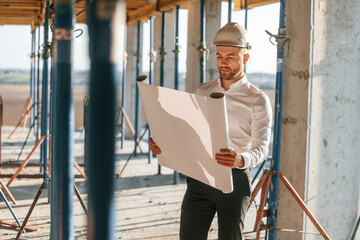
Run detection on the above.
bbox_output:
[215,148,244,168]
[149,138,161,155]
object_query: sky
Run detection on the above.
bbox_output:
[0,2,279,74]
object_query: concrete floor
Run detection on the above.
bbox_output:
[0,126,266,239]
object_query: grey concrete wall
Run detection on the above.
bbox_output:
[153,10,175,89]
[205,0,221,82]
[276,1,312,239]
[305,0,360,239]
[185,0,201,93]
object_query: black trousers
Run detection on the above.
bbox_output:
[180,168,251,240]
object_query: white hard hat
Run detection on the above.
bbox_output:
[213,22,251,49]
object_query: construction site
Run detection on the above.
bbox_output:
[0,0,359,239]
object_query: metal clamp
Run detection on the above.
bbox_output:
[265,28,289,45]
[196,41,210,60]
[172,44,180,56]
[41,41,53,59]
[150,48,157,62]
[133,51,141,60]
[158,46,167,61]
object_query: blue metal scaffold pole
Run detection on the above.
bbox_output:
[120,25,127,149]
[228,0,232,22]
[148,16,154,164]
[30,30,35,127]
[173,4,181,184]
[40,0,50,183]
[87,0,120,238]
[36,26,41,141]
[267,0,286,239]
[158,11,166,174]
[244,0,248,29]
[52,0,75,238]
[200,0,206,84]
[134,20,141,157]
[159,11,165,88]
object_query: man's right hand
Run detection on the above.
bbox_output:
[149,138,161,155]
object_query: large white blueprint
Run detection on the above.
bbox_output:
[138,82,233,193]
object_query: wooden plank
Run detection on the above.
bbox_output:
[127,0,189,23]
[277,173,331,240]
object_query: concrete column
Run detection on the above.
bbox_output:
[124,22,137,138]
[185,0,221,93]
[205,0,221,82]
[185,0,201,93]
[153,10,175,89]
[276,1,311,239]
[305,0,360,239]
[278,0,360,239]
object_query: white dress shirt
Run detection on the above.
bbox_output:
[196,75,272,169]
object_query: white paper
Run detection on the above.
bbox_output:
[138,82,233,193]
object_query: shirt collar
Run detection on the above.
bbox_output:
[216,74,248,92]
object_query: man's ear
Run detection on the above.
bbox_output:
[243,54,250,64]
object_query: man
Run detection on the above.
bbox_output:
[150,22,272,240]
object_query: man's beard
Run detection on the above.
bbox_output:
[219,68,236,80]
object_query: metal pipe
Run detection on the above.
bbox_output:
[158,11,166,175]
[87,0,119,238]
[0,96,2,174]
[30,30,34,127]
[53,0,75,238]
[159,11,165,87]
[120,25,127,149]
[49,18,56,239]
[40,0,50,183]
[148,16,154,164]
[267,1,287,239]
[200,0,206,84]
[0,189,24,233]
[173,5,181,184]
[228,0,232,22]
[36,26,41,142]
[244,0,248,29]
[134,20,141,157]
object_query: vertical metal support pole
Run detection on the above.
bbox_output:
[87,0,119,238]
[228,0,232,23]
[244,0,248,29]
[159,11,165,87]
[147,16,154,164]
[268,1,286,239]
[158,11,166,174]
[53,0,75,238]
[49,22,56,239]
[174,6,180,91]
[120,26,127,149]
[30,30,35,127]
[200,0,206,84]
[0,96,2,173]
[40,0,50,182]
[36,26,41,141]
[134,20,141,157]
[173,5,180,184]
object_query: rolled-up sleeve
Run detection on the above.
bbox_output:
[240,93,272,169]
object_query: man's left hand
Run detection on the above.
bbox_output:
[215,148,245,168]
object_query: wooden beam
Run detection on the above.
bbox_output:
[127,0,188,23]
